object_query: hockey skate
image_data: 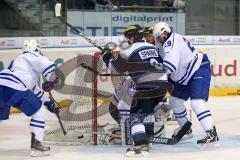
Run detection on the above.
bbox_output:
[31,133,50,157]
[172,126,193,141]
[197,126,219,146]
[126,144,149,157]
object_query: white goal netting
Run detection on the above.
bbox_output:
[44,52,124,145]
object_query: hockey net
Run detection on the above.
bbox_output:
[44,52,124,145]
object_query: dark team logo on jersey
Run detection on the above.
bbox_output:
[139,49,158,59]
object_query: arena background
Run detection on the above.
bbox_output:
[0,0,240,110]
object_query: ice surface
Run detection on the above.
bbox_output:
[1,96,240,160]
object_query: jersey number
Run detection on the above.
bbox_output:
[183,37,195,52]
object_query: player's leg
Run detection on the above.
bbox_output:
[30,105,50,156]
[0,85,13,121]
[139,99,155,142]
[13,90,50,156]
[169,84,190,127]
[190,55,218,144]
[126,112,149,156]
[169,85,192,139]
[0,86,50,156]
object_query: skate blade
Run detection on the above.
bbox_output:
[126,151,149,157]
[31,150,50,157]
[198,141,220,150]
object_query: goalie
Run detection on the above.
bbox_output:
[0,40,59,157]
[100,24,174,156]
[107,76,169,145]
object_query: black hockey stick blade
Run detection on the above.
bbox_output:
[151,137,178,145]
[174,121,192,142]
[151,121,192,145]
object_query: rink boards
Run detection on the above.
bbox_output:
[1,36,240,113]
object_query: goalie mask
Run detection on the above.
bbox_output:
[22,40,42,54]
[124,24,143,44]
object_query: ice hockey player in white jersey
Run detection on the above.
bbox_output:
[0,40,60,157]
[101,24,173,156]
[153,22,219,145]
[143,26,193,140]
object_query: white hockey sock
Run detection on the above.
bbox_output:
[30,106,45,141]
[169,96,188,127]
[191,99,214,131]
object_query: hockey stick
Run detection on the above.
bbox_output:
[48,91,67,136]
[80,63,128,76]
[81,62,166,77]
[54,2,104,51]
[150,121,192,145]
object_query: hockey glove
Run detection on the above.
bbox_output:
[101,48,114,67]
[42,77,59,92]
[44,100,60,114]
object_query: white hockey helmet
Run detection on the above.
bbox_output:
[22,40,41,54]
[153,22,171,38]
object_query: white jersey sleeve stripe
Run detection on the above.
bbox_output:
[0,76,20,84]
[0,73,27,88]
[38,92,44,99]
[178,55,199,84]
[163,60,176,72]
[43,64,55,76]
[176,60,192,83]
[36,91,42,97]
[32,85,36,91]
[163,64,174,72]
[43,69,55,79]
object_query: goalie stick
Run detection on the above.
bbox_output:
[54,2,104,51]
[150,121,192,145]
[48,91,67,136]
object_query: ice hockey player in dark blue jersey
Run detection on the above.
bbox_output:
[101,24,173,156]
